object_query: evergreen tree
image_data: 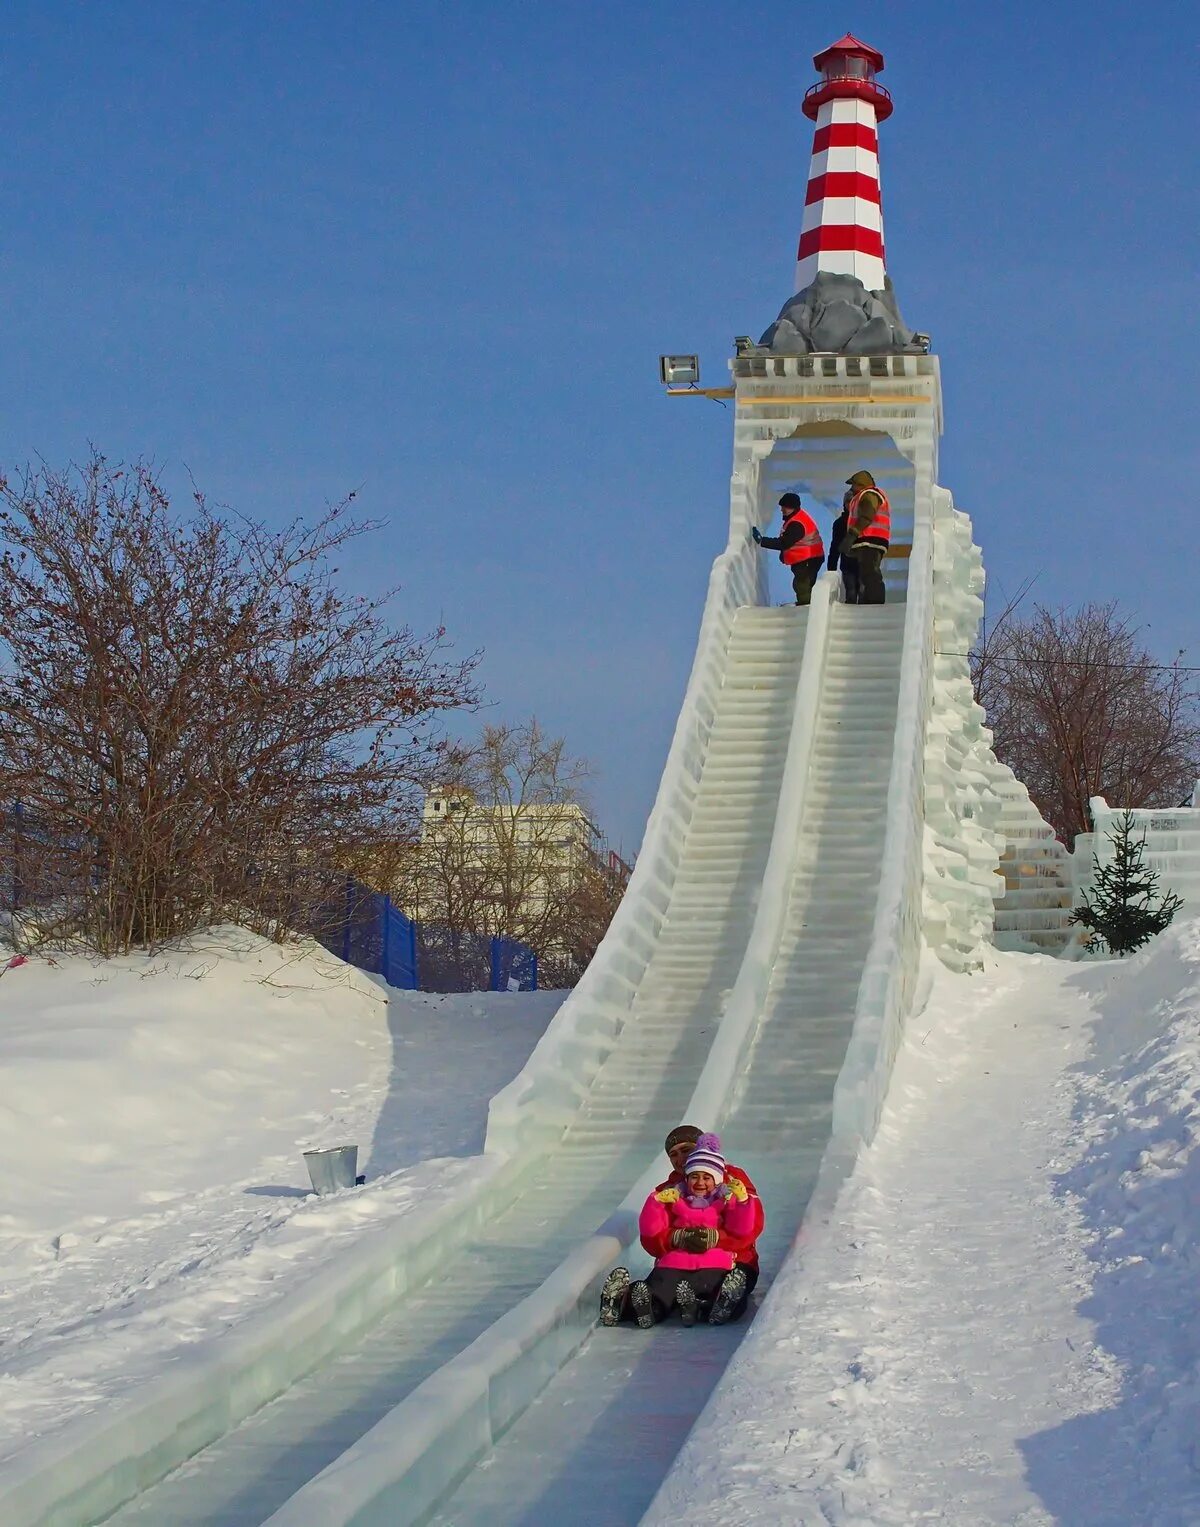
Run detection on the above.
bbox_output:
[1072,810,1184,955]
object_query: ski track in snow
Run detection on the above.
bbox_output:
[647,930,1200,1526]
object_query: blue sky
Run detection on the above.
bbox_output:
[2,2,1197,851]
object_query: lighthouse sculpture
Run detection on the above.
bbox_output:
[760,33,923,356]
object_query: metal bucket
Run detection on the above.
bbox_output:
[303,1144,359,1196]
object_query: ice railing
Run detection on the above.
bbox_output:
[485,492,765,1155]
[1074,787,1200,917]
[922,496,1010,970]
[829,482,1009,1147]
[830,489,932,1147]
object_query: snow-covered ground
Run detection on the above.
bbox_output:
[9,918,1200,1525]
[647,920,1200,1526]
[0,929,561,1466]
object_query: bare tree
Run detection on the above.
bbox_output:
[0,454,479,952]
[398,718,626,987]
[971,598,1200,846]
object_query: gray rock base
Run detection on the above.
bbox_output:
[759,272,924,356]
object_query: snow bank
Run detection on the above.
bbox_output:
[0,932,559,1524]
[647,922,1200,1525]
[1035,917,1200,1521]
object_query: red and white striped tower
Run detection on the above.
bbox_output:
[796,34,893,294]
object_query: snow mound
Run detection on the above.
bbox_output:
[0,928,560,1462]
[1037,918,1200,1519]
[646,921,1200,1525]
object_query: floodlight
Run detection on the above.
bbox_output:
[733,336,756,356]
[912,332,931,352]
[659,354,700,386]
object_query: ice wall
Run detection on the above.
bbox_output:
[921,492,1008,972]
[921,489,1073,967]
[1076,791,1200,921]
[990,773,1074,953]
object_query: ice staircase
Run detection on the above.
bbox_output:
[100,606,810,1527]
[421,602,904,1526]
[990,770,1074,954]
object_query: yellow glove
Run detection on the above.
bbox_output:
[726,1178,749,1203]
[655,1187,681,1204]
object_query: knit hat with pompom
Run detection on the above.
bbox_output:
[683,1132,725,1186]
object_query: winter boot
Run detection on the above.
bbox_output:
[708,1265,748,1326]
[675,1278,699,1328]
[629,1279,655,1330]
[599,1267,631,1327]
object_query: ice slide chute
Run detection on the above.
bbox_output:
[251,357,1067,1526]
[422,597,905,1527]
[30,570,810,1526]
[0,477,785,1526]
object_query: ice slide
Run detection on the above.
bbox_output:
[3,354,1060,1527]
[98,603,813,1527]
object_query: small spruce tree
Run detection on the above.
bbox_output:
[1072,810,1184,955]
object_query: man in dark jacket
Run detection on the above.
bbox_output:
[827,496,860,604]
[752,493,825,606]
[843,468,891,604]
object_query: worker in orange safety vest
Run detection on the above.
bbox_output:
[752,493,825,606]
[843,469,891,604]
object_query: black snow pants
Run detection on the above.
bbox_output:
[639,1266,728,1324]
[839,556,861,605]
[856,543,887,604]
[790,558,822,607]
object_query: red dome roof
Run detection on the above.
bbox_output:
[812,33,886,73]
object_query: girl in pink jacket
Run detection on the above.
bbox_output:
[602,1134,756,1328]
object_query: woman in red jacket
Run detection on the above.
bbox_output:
[645,1123,764,1320]
[600,1134,756,1328]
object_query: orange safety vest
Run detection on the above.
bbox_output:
[848,486,890,547]
[780,508,824,566]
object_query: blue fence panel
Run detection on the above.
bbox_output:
[3,800,88,916]
[316,876,382,975]
[416,925,491,993]
[380,895,419,990]
[490,935,538,992]
[319,876,536,993]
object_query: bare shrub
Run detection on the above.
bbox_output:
[971,597,1200,846]
[0,455,478,952]
[398,718,628,987]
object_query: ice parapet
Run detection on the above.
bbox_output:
[759,271,924,356]
[922,492,1007,973]
[922,490,1073,967]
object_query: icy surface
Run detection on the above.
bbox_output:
[647,922,1200,1525]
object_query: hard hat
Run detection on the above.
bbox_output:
[846,469,876,489]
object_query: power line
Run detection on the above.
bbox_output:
[934,651,1200,674]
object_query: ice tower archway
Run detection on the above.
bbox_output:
[757,420,916,601]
